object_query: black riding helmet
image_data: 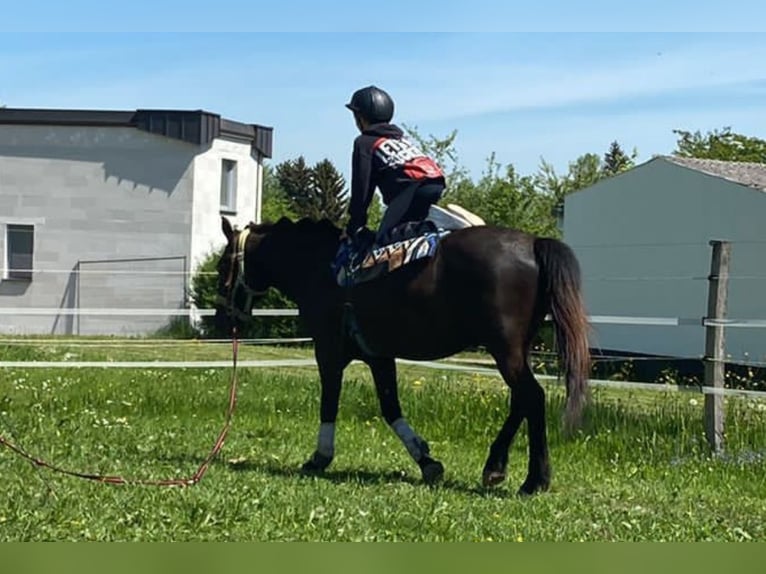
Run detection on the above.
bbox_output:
[345,85,394,124]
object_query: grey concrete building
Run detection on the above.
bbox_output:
[563,156,766,363]
[0,108,272,335]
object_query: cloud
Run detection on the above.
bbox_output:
[390,40,766,122]
[443,101,766,177]
[6,33,766,186]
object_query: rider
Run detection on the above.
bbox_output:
[344,85,446,245]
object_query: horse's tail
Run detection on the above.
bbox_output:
[533,237,591,433]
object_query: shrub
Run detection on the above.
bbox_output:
[189,249,303,340]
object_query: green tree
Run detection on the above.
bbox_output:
[276,156,315,218]
[402,125,470,192]
[310,159,349,226]
[536,153,604,199]
[366,192,384,230]
[672,127,766,163]
[536,152,603,233]
[275,156,350,227]
[260,164,297,223]
[602,140,638,176]
[448,155,560,237]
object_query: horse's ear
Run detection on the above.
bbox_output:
[221,216,234,242]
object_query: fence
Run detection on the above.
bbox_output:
[1,241,764,453]
[0,255,188,336]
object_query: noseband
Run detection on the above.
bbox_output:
[221,227,267,322]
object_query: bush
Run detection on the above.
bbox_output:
[189,249,303,339]
[152,316,202,339]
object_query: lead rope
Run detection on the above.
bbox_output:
[0,328,240,487]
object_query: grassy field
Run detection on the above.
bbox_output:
[1,339,765,541]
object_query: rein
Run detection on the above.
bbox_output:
[0,330,241,487]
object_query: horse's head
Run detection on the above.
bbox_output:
[214,216,273,333]
[214,215,343,333]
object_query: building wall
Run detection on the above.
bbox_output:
[563,158,766,362]
[0,124,197,335]
[190,137,263,271]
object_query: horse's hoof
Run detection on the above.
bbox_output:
[482,469,506,487]
[418,456,444,485]
[517,478,550,497]
[300,451,333,475]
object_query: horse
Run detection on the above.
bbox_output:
[215,215,590,495]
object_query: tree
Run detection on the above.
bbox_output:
[276,156,315,217]
[310,159,349,225]
[402,125,470,192]
[274,156,350,227]
[260,164,297,223]
[602,140,637,176]
[536,153,603,207]
[448,154,560,237]
[672,127,766,163]
[535,142,637,236]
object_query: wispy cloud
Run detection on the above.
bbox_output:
[439,101,766,177]
[4,32,765,182]
[392,41,766,122]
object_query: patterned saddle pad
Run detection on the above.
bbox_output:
[334,227,450,287]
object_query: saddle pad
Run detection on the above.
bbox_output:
[335,230,450,287]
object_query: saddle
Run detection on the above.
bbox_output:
[333,204,485,288]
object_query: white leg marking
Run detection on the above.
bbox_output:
[391,418,427,461]
[317,422,335,458]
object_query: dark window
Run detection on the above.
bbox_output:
[220,159,238,213]
[7,224,34,281]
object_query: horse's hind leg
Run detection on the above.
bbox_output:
[367,357,444,485]
[518,364,550,495]
[483,351,551,494]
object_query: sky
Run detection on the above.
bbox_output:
[2,2,766,182]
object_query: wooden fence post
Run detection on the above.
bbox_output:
[704,240,731,453]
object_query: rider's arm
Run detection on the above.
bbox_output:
[347,136,375,234]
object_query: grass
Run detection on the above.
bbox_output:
[1,340,766,541]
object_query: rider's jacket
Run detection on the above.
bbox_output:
[347,122,445,233]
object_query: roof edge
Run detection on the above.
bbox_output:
[0,107,273,157]
[658,155,766,192]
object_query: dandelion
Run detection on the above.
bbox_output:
[689,398,699,407]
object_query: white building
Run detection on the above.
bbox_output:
[563,155,766,363]
[0,108,272,335]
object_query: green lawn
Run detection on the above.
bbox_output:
[1,340,765,541]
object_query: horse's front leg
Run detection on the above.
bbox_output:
[367,357,444,485]
[301,347,350,475]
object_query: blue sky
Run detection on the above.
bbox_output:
[2,3,766,181]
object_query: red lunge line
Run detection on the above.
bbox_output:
[0,329,241,487]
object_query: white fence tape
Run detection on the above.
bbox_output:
[1,308,763,328]
[0,308,299,317]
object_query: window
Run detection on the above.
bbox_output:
[220,159,238,213]
[6,224,34,281]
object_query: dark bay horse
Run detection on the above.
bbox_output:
[215,216,590,495]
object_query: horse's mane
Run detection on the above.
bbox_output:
[246,216,341,244]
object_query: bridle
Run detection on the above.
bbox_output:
[220,227,267,323]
